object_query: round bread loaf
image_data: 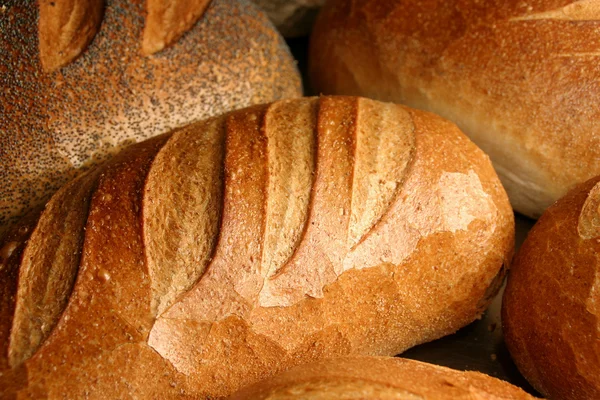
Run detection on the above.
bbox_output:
[0,0,301,237]
[0,96,513,398]
[503,175,600,399]
[252,0,325,37]
[229,356,539,399]
[308,0,600,218]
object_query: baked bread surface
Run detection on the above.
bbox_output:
[228,356,540,399]
[309,0,600,218]
[503,175,600,399]
[0,96,513,398]
[0,0,301,237]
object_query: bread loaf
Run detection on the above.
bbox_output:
[503,175,600,399]
[309,0,600,218]
[0,0,301,238]
[0,96,513,398]
[229,356,539,399]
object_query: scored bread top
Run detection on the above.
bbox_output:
[0,0,301,238]
[38,0,215,69]
[142,0,212,55]
[38,0,104,71]
[0,97,513,398]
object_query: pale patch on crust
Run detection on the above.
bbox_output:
[511,0,600,21]
[439,171,492,233]
[147,317,211,376]
[263,169,495,308]
[342,170,494,273]
[257,107,493,308]
[578,182,600,239]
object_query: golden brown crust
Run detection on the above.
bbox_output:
[38,0,105,72]
[0,97,513,398]
[0,0,301,238]
[228,356,539,399]
[143,0,211,55]
[8,169,101,368]
[503,175,600,399]
[261,98,318,280]
[0,210,43,372]
[309,0,600,218]
[18,134,171,398]
[143,117,226,316]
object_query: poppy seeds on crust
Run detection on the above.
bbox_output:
[0,0,302,236]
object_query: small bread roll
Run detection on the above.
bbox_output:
[229,356,539,399]
[503,176,600,399]
[309,0,600,218]
[0,0,301,237]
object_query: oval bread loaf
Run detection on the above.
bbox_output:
[0,96,513,398]
[0,0,301,237]
[309,0,600,218]
[229,356,540,399]
[503,175,600,400]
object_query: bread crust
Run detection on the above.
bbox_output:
[309,0,600,218]
[38,0,104,71]
[0,97,513,398]
[143,0,211,55]
[503,175,600,399]
[0,0,301,237]
[228,356,540,399]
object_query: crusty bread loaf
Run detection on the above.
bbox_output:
[503,175,600,400]
[0,96,513,398]
[229,356,540,399]
[252,0,325,37]
[309,0,600,218]
[0,0,301,238]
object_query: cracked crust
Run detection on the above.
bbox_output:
[228,356,539,399]
[309,0,600,218]
[0,97,513,398]
[0,0,302,238]
[503,175,600,399]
